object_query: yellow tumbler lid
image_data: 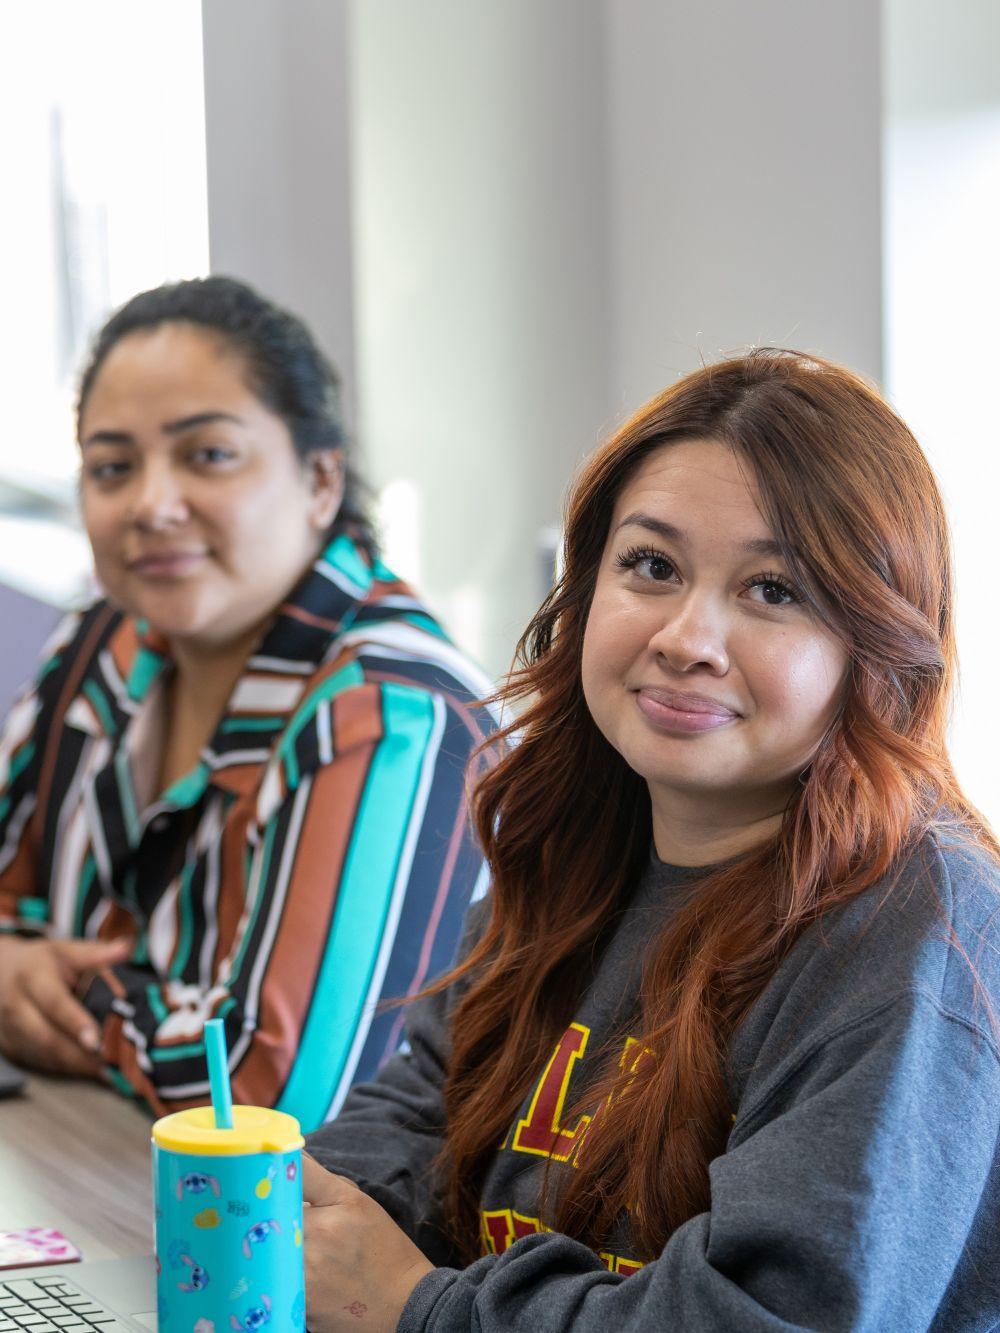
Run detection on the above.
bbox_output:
[152,1105,304,1156]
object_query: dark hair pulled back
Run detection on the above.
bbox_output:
[77,275,377,557]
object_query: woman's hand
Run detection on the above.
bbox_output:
[0,935,130,1075]
[303,1154,434,1333]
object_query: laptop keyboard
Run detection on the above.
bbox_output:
[0,1276,132,1332]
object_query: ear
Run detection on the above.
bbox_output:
[306,449,345,533]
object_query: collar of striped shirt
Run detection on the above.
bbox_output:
[79,531,451,823]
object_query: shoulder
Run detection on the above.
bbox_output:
[738,828,1000,1071]
[913,827,1000,1024]
[0,600,132,802]
[341,576,496,716]
[252,554,499,820]
[825,829,1000,1009]
[289,542,498,741]
[6,600,131,730]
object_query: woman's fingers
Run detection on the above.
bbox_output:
[1,993,102,1076]
[301,1153,361,1206]
[52,936,132,988]
[0,939,113,1069]
[23,963,102,1051]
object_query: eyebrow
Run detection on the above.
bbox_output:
[613,511,786,559]
[82,412,245,448]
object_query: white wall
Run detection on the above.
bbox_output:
[201,0,357,425]
[884,0,1000,826]
[605,0,883,412]
[350,0,883,674]
[349,0,611,673]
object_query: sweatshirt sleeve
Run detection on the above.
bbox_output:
[399,989,1000,1331]
[82,681,489,1132]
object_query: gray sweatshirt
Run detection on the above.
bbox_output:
[306,832,1000,1331]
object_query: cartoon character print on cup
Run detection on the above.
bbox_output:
[168,1240,192,1271]
[177,1171,222,1201]
[177,1252,211,1293]
[241,1220,281,1259]
[230,1294,271,1331]
[254,1167,277,1199]
[290,1290,306,1329]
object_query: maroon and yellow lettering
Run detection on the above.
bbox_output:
[481,1209,516,1255]
[617,1035,656,1091]
[480,1209,550,1256]
[599,1250,646,1276]
[512,1022,592,1162]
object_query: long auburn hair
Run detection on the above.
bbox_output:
[434,349,999,1262]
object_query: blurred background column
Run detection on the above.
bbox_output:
[349,0,881,674]
[349,0,612,674]
[201,0,358,426]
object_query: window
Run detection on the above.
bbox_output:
[0,0,209,604]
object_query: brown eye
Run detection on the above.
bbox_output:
[191,445,236,466]
[87,460,131,483]
[614,546,676,581]
[743,572,801,605]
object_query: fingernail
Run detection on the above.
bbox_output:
[79,1028,100,1052]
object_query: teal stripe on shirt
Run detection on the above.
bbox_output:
[8,741,36,786]
[277,683,435,1128]
[83,680,116,736]
[278,660,365,791]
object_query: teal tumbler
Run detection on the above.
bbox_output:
[151,1105,305,1332]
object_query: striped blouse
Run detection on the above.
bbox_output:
[0,534,497,1131]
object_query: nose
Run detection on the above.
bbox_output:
[647,589,730,676]
[128,459,190,531]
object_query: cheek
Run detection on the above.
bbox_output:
[80,495,120,563]
[221,475,314,554]
[748,630,846,726]
[581,584,651,701]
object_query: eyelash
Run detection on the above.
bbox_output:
[614,544,802,604]
[83,446,235,483]
[192,445,236,464]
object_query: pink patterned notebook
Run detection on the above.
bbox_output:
[0,1228,82,1270]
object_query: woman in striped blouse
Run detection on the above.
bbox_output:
[0,276,496,1131]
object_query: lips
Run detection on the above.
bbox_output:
[636,687,740,718]
[127,550,208,575]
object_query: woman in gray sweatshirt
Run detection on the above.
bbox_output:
[302,349,1000,1332]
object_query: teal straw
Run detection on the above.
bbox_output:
[204,1018,234,1130]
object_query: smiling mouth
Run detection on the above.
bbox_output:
[634,687,741,733]
[128,552,208,577]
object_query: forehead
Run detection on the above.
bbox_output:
[82,324,257,423]
[611,438,771,540]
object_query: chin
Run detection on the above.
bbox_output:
[131,599,220,642]
[624,744,739,792]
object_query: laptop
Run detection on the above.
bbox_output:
[0,1255,157,1331]
[0,1058,157,1330]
